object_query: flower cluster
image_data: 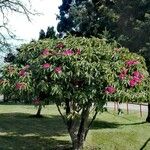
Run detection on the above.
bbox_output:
[41,48,50,56]
[15,82,26,90]
[118,60,144,87]
[42,63,51,69]
[42,63,62,74]
[125,60,139,67]
[119,69,128,80]
[54,66,62,74]
[129,71,144,87]
[18,65,30,77]
[63,49,74,56]
[63,49,81,56]
[105,86,116,94]
[19,69,27,77]
[56,42,65,49]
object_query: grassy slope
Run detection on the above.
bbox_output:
[0,105,149,150]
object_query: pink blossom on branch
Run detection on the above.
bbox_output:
[132,71,144,79]
[19,69,26,77]
[129,79,137,87]
[56,42,65,49]
[119,73,126,80]
[132,71,140,77]
[125,60,139,67]
[54,66,62,74]
[119,69,128,80]
[42,63,51,69]
[76,49,81,55]
[105,86,116,94]
[63,49,74,56]
[129,71,144,87]
[15,82,26,90]
[41,48,49,56]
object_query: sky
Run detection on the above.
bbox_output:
[9,0,62,42]
[0,0,62,65]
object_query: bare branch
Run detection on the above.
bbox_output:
[56,103,67,125]
[0,0,39,51]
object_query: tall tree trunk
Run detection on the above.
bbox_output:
[36,104,42,117]
[146,103,150,123]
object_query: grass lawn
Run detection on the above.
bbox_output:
[0,104,149,150]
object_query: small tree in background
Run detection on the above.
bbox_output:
[0,36,150,149]
[46,26,56,39]
[39,29,46,40]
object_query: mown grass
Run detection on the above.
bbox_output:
[0,104,149,150]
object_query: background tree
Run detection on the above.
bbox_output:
[57,0,150,53]
[45,26,56,39]
[39,27,57,40]
[57,0,117,38]
[39,29,46,40]
[1,36,150,149]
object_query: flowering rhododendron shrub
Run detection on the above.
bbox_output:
[0,36,150,149]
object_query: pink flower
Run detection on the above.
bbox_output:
[76,49,81,55]
[15,82,26,90]
[63,49,74,56]
[119,69,128,80]
[132,71,144,83]
[54,66,62,74]
[140,74,144,79]
[105,86,116,94]
[24,65,30,69]
[133,71,140,77]
[133,76,140,82]
[125,60,139,67]
[56,42,65,49]
[129,72,143,87]
[19,69,26,77]
[119,73,125,80]
[129,79,137,87]
[41,48,49,56]
[42,63,51,69]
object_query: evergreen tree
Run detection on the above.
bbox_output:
[57,0,150,52]
[39,29,46,40]
[57,0,87,36]
[45,26,56,39]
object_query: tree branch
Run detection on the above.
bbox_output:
[84,107,98,140]
[56,103,67,125]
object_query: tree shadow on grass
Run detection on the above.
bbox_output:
[91,120,120,129]
[0,135,72,150]
[0,113,72,150]
[140,138,150,150]
[90,120,147,130]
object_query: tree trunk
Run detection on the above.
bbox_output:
[3,94,8,103]
[69,121,85,150]
[36,104,42,117]
[72,138,84,150]
[67,105,91,150]
[146,103,150,123]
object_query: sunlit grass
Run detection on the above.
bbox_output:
[0,104,149,150]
